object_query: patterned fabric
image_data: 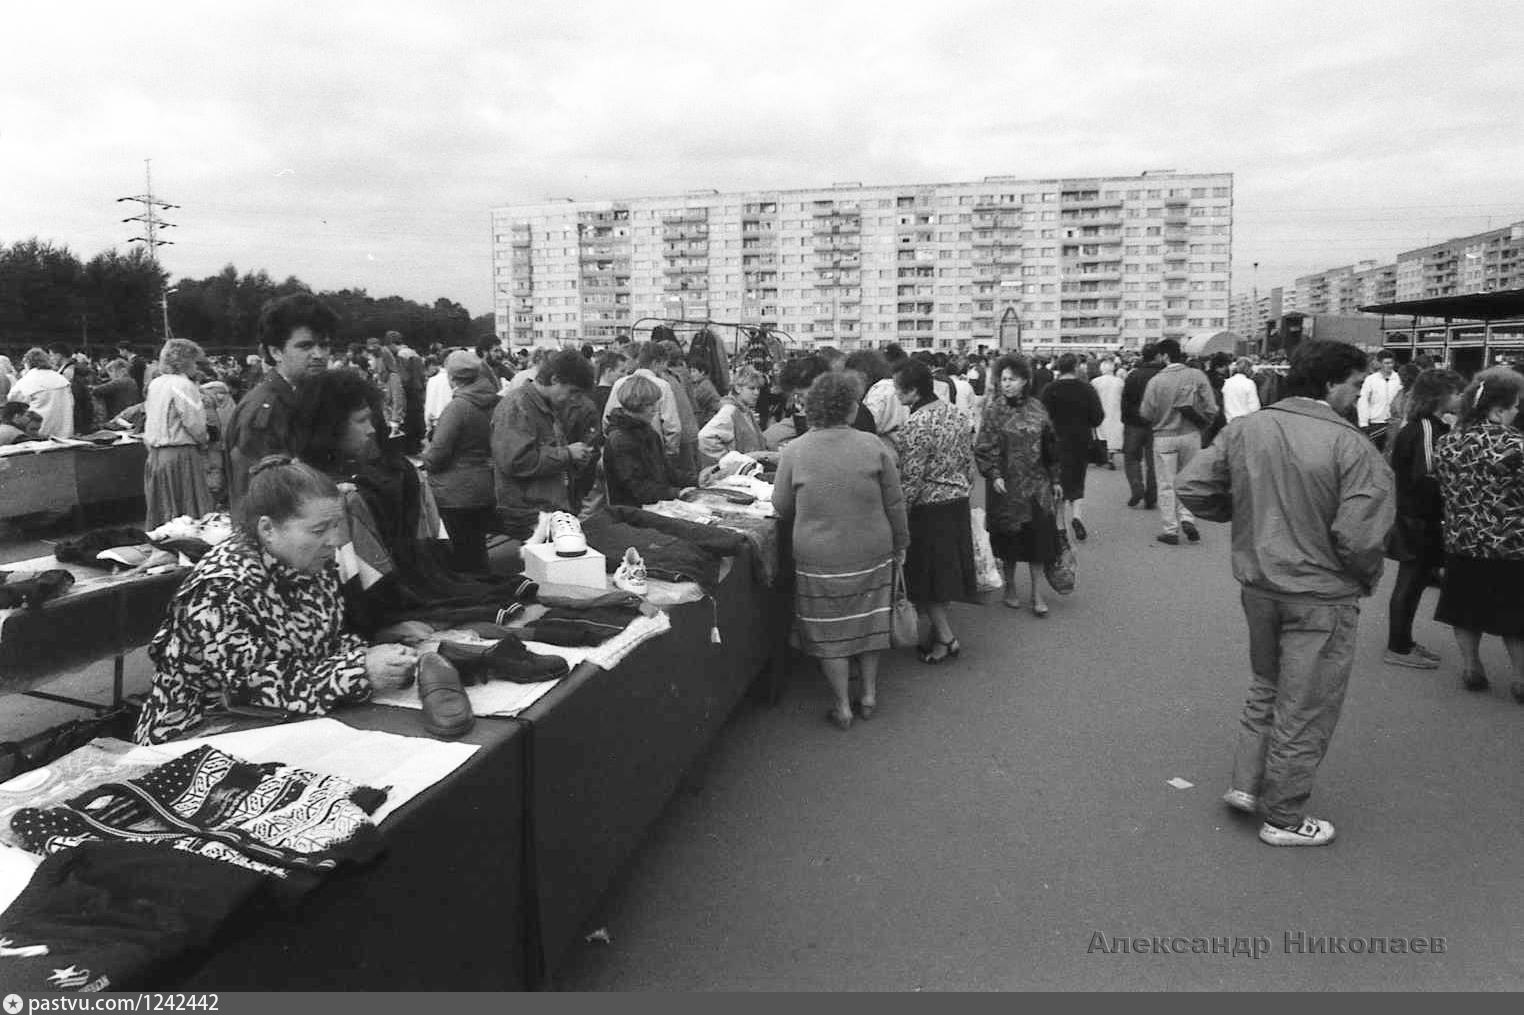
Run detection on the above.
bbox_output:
[1434,422,1524,560]
[974,395,1058,535]
[896,398,975,507]
[11,746,384,881]
[133,534,370,745]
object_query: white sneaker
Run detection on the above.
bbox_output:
[1222,788,1258,814]
[548,511,587,558]
[613,547,648,595]
[1258,816,1336,847]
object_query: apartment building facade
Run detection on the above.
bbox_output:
[490,171,1233,351]
[1394,221,1524,302]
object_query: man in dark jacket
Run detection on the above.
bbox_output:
[1178,340,1394,847]
[226,294,337,505]
[1120,343,1164,508]
[421,351,499,572]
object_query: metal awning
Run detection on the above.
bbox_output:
[1360,288,1524,321]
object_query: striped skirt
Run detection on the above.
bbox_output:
[793,556,895,659]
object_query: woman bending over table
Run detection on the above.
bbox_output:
[133,456,417,745]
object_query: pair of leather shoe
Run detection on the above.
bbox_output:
[437,635,570,684]
[416,652,474,739]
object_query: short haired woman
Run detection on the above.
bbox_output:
[1383,368,1464,669]
[1432,367,1524,700]
[975,355,1062,617]
[143,338,215,527]
[697,364,768,463]
[773,372,909,729]
[133,456,420,744]
[892,358,978,663]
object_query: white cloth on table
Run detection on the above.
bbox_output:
[0,843,42,913]
[370,674,566,719]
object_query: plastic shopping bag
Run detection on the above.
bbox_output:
[970,507,1004,592]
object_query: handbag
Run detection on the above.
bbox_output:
[1044,528,1077,596]
[890,562,920,648]
[1088,430,1109,466]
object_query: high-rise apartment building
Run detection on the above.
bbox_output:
[1292,259,1399,316]
[490,171,1233,351]
[1394,221,1524,302]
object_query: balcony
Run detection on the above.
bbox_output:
[661,210,708,225]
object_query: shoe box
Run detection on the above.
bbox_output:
[522,541,607,590]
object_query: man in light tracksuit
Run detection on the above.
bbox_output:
[1178,340,1394,847]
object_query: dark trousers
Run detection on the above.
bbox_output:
[1231,587,1359,827]
[1386,558,1432,653]
[1122,424,1156,505]
[439,505,496,574]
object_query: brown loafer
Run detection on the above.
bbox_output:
[416,652,474,739]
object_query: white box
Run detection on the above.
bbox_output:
[521,541,607,590]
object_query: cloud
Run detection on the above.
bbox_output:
[1,0,1521,313]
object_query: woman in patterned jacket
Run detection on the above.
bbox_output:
[893,357,979,664]
[1432,367,1524,701]
[133,456,418,745]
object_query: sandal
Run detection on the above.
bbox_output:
[825,707,853,731]
[918,638,958,665]
[1002,595,1023,610]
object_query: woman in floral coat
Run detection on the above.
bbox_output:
[975,354,1062,617]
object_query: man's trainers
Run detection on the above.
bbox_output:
[1259,816,1335,847]
[1181,520,1201,543]
[1222,788,1258,814]
[1156,533,1180,546]
[1383,648,1440,670]
[547,512,587,557]
[613,547,648,595]
[1411,643,1442,663]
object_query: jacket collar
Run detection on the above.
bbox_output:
[1266,397,1360,430]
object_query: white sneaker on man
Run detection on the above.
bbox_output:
[1222,788,1258,814]
[613,547,648,595]
[1258,816,1336,847]
[547,512,587,557]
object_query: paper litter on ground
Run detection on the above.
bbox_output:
[1167,777,1195,790]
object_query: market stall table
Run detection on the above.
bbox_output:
[165,705,532,991]
[520,546,777,985]
[0,440,146,522]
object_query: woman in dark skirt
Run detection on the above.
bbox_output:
[1382,368,1463,670]
[1431,367,1524,699]
[1040,352,1105,542]
[975,355,1062,617]
[892,358,978,663]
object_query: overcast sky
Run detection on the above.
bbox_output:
[2,0,1520,317]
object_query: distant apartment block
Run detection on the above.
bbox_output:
[1292,259,1398,316]
[1394,221,1524,302]
[490,171,1233,351]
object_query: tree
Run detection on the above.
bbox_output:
[0,238,84,348]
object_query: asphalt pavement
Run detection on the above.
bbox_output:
[554,464,1524,991]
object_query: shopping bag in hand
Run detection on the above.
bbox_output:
[970,506,1004,592]
[1044,529,1077,596]
[890,563,920,647]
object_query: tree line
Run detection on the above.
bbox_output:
[0,237,494,356]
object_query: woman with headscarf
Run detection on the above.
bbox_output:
[142,338,214,527]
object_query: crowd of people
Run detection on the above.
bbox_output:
[7,296,1524,849]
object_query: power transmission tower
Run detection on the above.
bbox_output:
[117,158,179,339]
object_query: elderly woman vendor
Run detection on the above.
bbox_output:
[133,455,419,745]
